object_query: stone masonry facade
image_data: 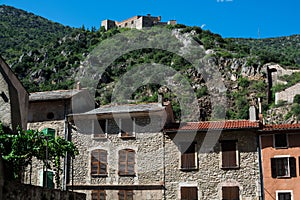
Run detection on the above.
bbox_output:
[164,130,260,200]
[69,116,165,200]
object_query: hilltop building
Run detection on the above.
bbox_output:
[101,14,177,30]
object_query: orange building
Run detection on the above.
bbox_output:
[260,124,300,200]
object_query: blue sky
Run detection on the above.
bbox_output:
[1,0,300,38]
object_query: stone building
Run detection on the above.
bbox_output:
[101,14,176,30]
[260,123,300,200]
[164,120,262,200]
[66,102,175,200]
[0,55,28,131]
[24,88,94,188]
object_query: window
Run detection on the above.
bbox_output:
[274,134,288,148]
[91,149,107,176]
[221,140,238,169]
[119,118,135,138]
[92,190,106,200]
[271,157,296,178]
[119,149,135,176]
[119,190,133,200]
[93,120,107,138]
[222,186,239,200]
[180,143,197,170]
[276,191,293,200]
[181,187,198,200]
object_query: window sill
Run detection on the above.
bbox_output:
[91,174,108,178]
[221,166,240,170]
[119,135,136,140]
[274,146,289,149]
[275,176,291,179]
[118,174,136,177]
[180,167,198,171]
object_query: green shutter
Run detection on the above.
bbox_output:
[42,128,55,139]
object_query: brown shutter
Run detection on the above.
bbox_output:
[289,134,300,147]
[271,158,277,178]
[222,186,239,200]
[91,149,107,175]
[181,187,198,200]
[181,143,196,169]
[289,157,296,177]
[221,141,237,168]
[119,149,135,175]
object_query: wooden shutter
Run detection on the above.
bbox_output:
[119,149,135,175]
[221,141,237,168]
[271,158,277,178]
[222,186,239,200]
[92,190,106,200]
[289,157,296,177]
[181,187,198,200]
[119,190,133,200]
[181,143,196,169]
[91,149,107,175]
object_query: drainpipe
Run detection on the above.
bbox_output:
[163,131,166,200]
[257,134,264,200]
[62,100,68,190]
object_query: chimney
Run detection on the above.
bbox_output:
[249,105,257,121]
[158,93,163,106]
[258,97,264,123]
[76,82,81,90]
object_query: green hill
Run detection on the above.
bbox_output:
[1,5,300,121]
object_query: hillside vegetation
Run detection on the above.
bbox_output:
[1,5,300,121]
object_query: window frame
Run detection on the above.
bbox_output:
[118,190,134,200]
[220,140,239,169]
[118,118,136,139]
[274,133,289,148]
[271,156,296,178]
[276,190,293,200]
[91,190,106,200]
[222,186,240,200]
[180,186,198,200]
[91,149,108,176]
[92,119,108,139]
[180,142,198,171]
[118,149,135,176]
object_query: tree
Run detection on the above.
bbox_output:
[0,123,78,187]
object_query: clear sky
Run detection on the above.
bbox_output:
[1,0,300,38]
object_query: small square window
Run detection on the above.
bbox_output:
[274,134,288,148]
[222,186,239,200]
[181,187,198,200]
[276,191,292,200]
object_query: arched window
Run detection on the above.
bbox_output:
[119,149,135,176]
[91,149,108,176]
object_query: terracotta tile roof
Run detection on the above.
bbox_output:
[165,120,261,132]
[262,123,300,131]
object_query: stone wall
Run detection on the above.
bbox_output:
[164,130,261,200]
[2,181,85,200]
[24,120,66,188]
[69,116,165,200]
[275,82,300,104]
[0,66,11,128]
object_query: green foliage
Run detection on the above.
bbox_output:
[0,124,78,185]
[294,94,300,104]
[238,77,250,88]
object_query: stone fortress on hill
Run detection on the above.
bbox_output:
[101,14,177,30]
